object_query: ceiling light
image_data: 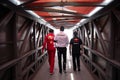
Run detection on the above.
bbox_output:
[9,0,21,5]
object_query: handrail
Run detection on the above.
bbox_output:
[83,45,120,70]
[82,54,106,77]
[22,51,47,75]
[0,46,43,71]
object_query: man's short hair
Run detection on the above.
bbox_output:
[73,31,78,36]
[49,29,54,33]
[60,26,64,31]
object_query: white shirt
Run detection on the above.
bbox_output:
[54,31,69,47]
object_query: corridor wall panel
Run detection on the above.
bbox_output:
[0,5,15,65]
[75,3,120,80]
[0,3,50,80]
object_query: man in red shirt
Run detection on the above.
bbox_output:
[42,29,56,75]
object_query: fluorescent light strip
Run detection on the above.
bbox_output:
[9,0,21,5]
[88,0,113,16]
[71,0,113,30]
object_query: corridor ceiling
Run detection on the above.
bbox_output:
[10,0,112,29]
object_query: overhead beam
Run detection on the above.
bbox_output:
[51,20,79,23]
[24,2,105,7]
[24,7,85,16]
[41,15,89,18]
[48,18,80,21]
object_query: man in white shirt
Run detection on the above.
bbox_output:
[54,26,69,74]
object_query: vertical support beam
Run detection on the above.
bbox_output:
[82,27,85,44]
[89,22,95,72]
[33,22,37,49]
[90,22,96,63]
[37,25,42,48]
[41,25,44,44]
[79,28,84,43]
[84,25,90,47]
[89,22,94,49]
[106,11,117,80]
[14,14,22,80]
[13,13,19,80]
[93,22,107,55]
[104,13,113,80]
[33,22,37,69]
[19,21,34,55]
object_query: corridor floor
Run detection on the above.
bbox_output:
[32,53,95,80]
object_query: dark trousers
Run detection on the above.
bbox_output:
[72,54,80,70]
[57,47,67,72]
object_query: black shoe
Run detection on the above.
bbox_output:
[78,68,80,71]
[73,68,76,71]
[63,70,66,73]
[59,71,62,74]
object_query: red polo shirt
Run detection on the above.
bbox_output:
[42,33,55,51]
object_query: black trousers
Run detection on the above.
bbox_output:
[57,47,67,72]
[72,54,80,70]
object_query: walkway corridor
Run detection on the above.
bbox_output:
[32,53,94,80]
[1,1,120,80]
